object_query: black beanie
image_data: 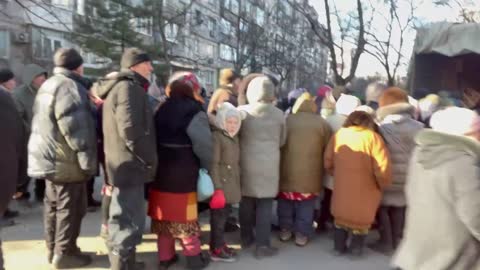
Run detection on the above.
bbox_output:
[121,48,151,69]
[0,68,14,84]
[54,48,84,70]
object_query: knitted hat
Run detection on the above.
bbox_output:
[0,68,14,84]
[378,87,409,107]
[419,94,440,121]
[121,48,151,69]
[53,48,83,70]
[335,94,361,116]
[219,68,240,86]
[355,105,375,116]
[317,85,332,98]
[430,107,480,136]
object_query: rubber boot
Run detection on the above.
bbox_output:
[350,234,366,257]
[333,227,348,255]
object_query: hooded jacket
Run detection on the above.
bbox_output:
[95,70,157,188]
[280,93,332,193]
[28,67,97,183]
[238,77,287,198]
[12,64,47,133]
[393,130,480,270]
[208,84,238,114]
[377,103,424,206]
[210,103,244,204]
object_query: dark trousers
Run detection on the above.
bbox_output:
[377,206,406,249]
[239,197,273,247]
[317,189,333,227]
[87,178,95,200]
[278,198,316,237]
[107,185,145,257]
[210,204,232,250]
[44,181,87,255]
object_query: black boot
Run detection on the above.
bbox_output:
[333,227,348,255]
[186,253,210,270]
[108,252,128,270]
[391,206,406,250]
[159,254,178,270]
[350,234,366,257]
[52,253,92,269]
[369,206,394,254]
[127,250,145,270]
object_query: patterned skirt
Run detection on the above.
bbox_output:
[148,190,200,238]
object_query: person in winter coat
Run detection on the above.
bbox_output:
[317,94,361,232]
[370,88,424,254]
[392,107,480,270]
[0,85,25,270]
[324,111,392,257]
[207,68,241,114]
[11,64,47,201]
[28,48,97,269]
[238,76,287,259]
[148,72,212,270]
[278,93,331,246]
[94,48,157,270]
[209,102,245,263]
[0,68,16,92]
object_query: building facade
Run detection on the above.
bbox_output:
[0,0,328,94]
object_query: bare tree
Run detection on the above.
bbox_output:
[365,0,418,86]
[291,0,367,87]
[434,0,479,23]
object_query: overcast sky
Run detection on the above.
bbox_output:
[310,0,478,77]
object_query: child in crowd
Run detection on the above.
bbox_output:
[209,102,245,262]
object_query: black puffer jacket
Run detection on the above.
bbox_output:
[95,70,157,188]
[28,67,98,183]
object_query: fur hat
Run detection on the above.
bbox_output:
[219,68,240,87]
[53,48,83,70]
[121,47,151,69]
[0,68,14,84]
[430,107,480,136]
[246,76,275,104]
[335,94,361,116]
[379,87,409,107]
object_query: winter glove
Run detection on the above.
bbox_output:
[209,190,226,209]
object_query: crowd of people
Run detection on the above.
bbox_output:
[0,46,479,270]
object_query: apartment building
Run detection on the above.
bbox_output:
[0,0,327,93]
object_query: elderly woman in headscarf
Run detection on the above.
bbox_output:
[148,72,212,269]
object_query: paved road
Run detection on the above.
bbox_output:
[2,183,392,270]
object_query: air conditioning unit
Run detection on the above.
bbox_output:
[207,58,214,64]
[209,30,216,38]
[14,32,30,44]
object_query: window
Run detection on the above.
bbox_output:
[207,0,216,7]
[224,0,239,14]
[193,39,200,55]
[240,19,248,32]
[207,17,216,33]
[42,37,53,59]
[165,23,179,42]
[195,10,202,25]
[242,1,252,15]
[255,8,265,26]
[134,17,153,36]
[53,40,62,52]
[205,70,214,84]
[0,31,9,58]
[76,0,85,15]
[204,44,214,58]
[220,18,233,35]
[219,43,236,62]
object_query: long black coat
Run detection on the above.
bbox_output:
[0,89,25,214]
